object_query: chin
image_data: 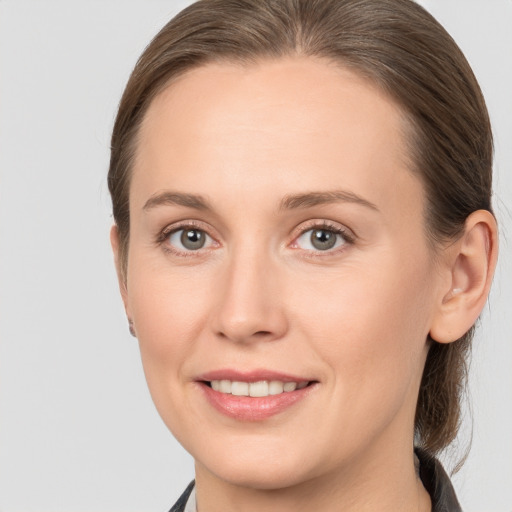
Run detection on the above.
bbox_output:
[187,433,326,491]
[203,456,316,490]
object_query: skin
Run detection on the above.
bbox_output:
[111,56,498,512]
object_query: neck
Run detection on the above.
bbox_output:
[194,442,431,512]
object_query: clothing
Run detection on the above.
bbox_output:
[168,450,462,512]
[183,486,197,512]
[169,481,195,512]
[416,449,462,512]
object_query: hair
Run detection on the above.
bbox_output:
[108,0,493,459]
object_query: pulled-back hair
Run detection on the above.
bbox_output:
[108,0,493,458]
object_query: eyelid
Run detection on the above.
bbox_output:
[157,219,220,256]
[155,218,355,257]
[289,219,356,254]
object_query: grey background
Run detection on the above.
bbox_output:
[0,1,510,511]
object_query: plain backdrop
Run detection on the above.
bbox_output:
[0,1,511,511]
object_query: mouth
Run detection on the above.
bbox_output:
[204,379,311,397]
[196,371,318,421]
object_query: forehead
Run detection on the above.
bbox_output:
[133,56,422,219]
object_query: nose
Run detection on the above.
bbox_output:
[210,248,288,344]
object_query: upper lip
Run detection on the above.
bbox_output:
[196,369,314,383]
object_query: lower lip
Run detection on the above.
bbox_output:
[198,382,316,421]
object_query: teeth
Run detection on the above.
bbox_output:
[283,382,297,392]
[231,381,249,396]
[209,379,309,397]
[269,381,284,395]
[249,381,269,397]
[219,380,232,393]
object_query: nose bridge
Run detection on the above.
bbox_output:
[212,239,287,343]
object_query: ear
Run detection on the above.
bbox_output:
[110,224,130,316]
[429,210,498,343]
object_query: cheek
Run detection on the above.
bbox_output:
[294,252,432,344]
[291,251,434,417]
[126,255,213,389]
[126,263,220,443]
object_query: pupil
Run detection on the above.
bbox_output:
[311,229,336,250]
[181,229,205,250]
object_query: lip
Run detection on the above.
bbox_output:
[197,369,312,383]
[195,369,318,422]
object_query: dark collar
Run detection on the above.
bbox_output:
[169,480,195,512]
[170,451,462,512]
[416,448,463,512]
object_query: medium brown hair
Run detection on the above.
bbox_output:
[108,0,493,458]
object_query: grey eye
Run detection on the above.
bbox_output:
[181,229,205,250]
[310,229,337,250]
[168,228,212,251]
[296,228,346,251]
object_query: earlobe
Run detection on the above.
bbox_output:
[429,210,498,344]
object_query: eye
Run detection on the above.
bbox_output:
[166,227,214,252]
[294,225,349,252]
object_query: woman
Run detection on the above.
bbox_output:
[108,0,498,510]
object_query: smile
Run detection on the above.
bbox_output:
[209,379,309,397]
[197,371,318,421]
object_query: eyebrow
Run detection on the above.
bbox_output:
[142,189,379,212]
[279,190,379,212]
[143,191,212,211]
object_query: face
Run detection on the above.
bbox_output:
[117,57,443,489]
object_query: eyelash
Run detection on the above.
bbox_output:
[156,220,215,258]
[156,220,355,258]
[291,220,355,258]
